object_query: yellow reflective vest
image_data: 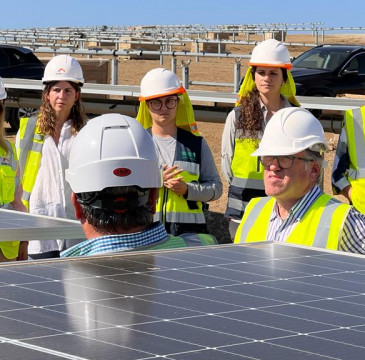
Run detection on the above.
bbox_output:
[0,140,17,205]
[234,194,351,250]
[16,116,44,210]
[156,129,206,231]
[343,106,365,213]
[0,140,21,260]
[226,107,266,219]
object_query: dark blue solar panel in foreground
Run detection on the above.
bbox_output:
[1,243,365,359]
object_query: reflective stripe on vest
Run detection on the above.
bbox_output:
[226,107,264,218]
[0,141,17,205]
[155,129,204,226]
[234,194,351,251]
[17,116,44,209]
[345,107,365,179]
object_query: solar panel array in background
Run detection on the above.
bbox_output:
[1,243,365,359]
[0,209,84,241]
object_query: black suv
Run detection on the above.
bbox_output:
[291,44,365,97]
[0,44,45,131]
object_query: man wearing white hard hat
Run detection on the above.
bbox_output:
[60,114,217,257]
[16,55,86,259]
[234,107,365,253]
[137,68,222,237]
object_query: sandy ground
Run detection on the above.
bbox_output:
[7,33,363,242]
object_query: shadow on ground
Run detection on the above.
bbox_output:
[204,210,232,244]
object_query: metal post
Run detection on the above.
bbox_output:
[171,57,177,74]
[315,30,318,45]
[234,58,241,93]
[181,60,191,89]
[111,58,118,85]
[195,41,200,62]
[322,29,325,43]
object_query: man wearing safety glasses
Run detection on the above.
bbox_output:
[234,107,365,254]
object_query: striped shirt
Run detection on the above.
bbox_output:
[61,222,169,257]
[268,185,365,254]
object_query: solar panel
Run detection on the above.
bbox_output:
[0,208,84,241]
[1,242,365,359]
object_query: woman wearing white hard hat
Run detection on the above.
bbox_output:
[137,68,222,236]
[221,39,300,239]
[0,77,28,261]
[16,55,86,259]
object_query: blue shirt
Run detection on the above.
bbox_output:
[61,222,169,257]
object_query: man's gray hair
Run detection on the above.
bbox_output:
[305,148,325,185]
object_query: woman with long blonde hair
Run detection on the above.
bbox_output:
[16,55,86,259]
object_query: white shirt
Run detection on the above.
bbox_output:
[28,121,76,254]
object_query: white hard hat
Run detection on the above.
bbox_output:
[252,107,329,157]
[66,113,162,193]
[0,77,7,100]
[139,68,185,101]
[249,39,292,70]
[42,55,84,85]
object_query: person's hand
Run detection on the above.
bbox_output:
[162,164,183,182]
[165,176,188,196]
[17,241,28,261]
[162,164,187,196]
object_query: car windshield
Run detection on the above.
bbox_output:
[292,48,350,71]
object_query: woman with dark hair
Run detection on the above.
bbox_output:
[16,55,86,259]
[0,77,27,261]
[221,39,300,239]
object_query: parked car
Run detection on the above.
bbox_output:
[0,44,45,131]
[291,44,365,97]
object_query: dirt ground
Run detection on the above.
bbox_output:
[7,33,364,243]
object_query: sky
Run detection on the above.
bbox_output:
[1,0,365,30]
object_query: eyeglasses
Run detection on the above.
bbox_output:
[260,155,314,169]
[147,97,178,111]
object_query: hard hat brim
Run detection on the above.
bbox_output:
[139,85,185,101]
[248,62,292,70]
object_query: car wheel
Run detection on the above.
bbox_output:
[6,107,38,132]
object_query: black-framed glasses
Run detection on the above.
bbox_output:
[147,97,178,111]
[260,155,314,169]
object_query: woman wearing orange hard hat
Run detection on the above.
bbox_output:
[221,39,300,239]
[137,68,222,236]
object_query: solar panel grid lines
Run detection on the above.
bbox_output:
[1,243,365,359]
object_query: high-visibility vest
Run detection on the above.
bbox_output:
[0,140,17,205]
[226,106,265,219]
[0,140,20,260]
[156,128,205,226]
[343,106,365,213]
[16,116,45,210]
[234,194,351,251]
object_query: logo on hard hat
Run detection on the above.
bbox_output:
[113,168,131,177]
[57,67,66,74]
